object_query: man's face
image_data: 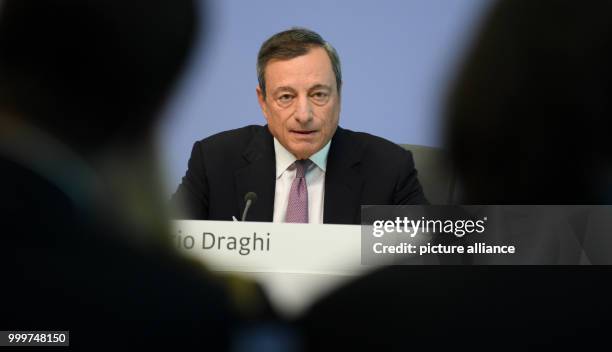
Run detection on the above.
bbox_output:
[257,46,340,160]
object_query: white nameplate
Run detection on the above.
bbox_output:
[172,220,365,276]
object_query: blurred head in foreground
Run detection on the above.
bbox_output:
[0,0,202,234]
[0,0,196,152]
[0,1,277,349]
[446,0,612,204]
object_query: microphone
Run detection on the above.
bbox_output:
[241,192,258,221]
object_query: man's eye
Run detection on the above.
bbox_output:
[278,94,293,102]
[311,92,329,102]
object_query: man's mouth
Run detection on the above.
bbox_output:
[291,130,316,135]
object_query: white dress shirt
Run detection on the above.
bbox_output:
[272,138,330,224]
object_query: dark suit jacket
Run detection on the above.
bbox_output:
[172,125,427,224]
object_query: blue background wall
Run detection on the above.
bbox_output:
[156,0,493,195]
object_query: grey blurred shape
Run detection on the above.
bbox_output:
[401,144,454,204]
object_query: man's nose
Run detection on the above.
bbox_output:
[294,96,313,124]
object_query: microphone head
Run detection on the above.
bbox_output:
[244,192,258,203]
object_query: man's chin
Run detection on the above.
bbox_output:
[289,145,317,160]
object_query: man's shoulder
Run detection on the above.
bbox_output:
[190,125,273,165]
[197,125,267,146]
[192,125,272,158]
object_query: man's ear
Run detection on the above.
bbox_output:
[256,85,269,121]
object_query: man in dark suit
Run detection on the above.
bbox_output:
[172,28,427,224]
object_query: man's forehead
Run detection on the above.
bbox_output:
[265,48,335,85]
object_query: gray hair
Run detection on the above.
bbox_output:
[256,27,342,98]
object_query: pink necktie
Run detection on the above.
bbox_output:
[285,160,310,223]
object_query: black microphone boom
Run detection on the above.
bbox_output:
[241,192,258,221]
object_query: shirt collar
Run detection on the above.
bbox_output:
[274,138,330,178]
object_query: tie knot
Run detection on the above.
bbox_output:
[294,159,310,178]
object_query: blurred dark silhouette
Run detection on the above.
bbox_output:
[446,0,612,204]
[0,1,276,350]
[299,1,612,350]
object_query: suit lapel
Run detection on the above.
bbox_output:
[234,127,275,222]
[324,127,363,224]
